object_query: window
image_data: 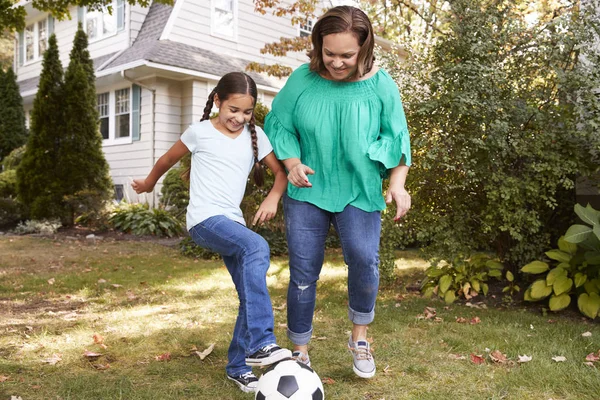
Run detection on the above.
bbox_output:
[86,0,125,42]
[98,88,131,144]
[17,16,53,67]
[25,25,34,62]
[211,0,237,39]
[299,18,314,38]
[114,184,124,202]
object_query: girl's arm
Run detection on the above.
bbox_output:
[385,164,411,221]
[252,152,288,226]
[132,140,190,193]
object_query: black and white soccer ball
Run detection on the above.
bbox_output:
[255,359,324,400]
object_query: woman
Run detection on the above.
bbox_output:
[264,6,411,379]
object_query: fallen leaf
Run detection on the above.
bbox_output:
[47,278,55,285]
[42,353,62,365]
[92,363,110,370]
[552,356,566,362]
[433,317,443,323]
[314,336,327,340]
[155,352,171,361]
[456,317,468,323]
[97,279,106,284]
[111,284,123,288]
[584,362,595,367]
[93,334,104,344]
[383,365,392,374]
[470,317,481,324]
[448,354,466,360]
[424,307,437,319]
[321,377,336,385]
[489,350,508,363]
[530,324,534,330]
[273,303,286,310]
[582,331,592,337]
[585,352,600,362]
[0,375,9,382]
[83,350,102,360]
[517,355,532,363]
[194,343,215,360]
[470,354,485,364]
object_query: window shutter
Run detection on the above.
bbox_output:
[48,15,54,35]
[18,31,24,66]
[117,0,125,31]
[77,6,85,24]
[132,84,141,141]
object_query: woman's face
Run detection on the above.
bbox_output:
[322,31,361,81]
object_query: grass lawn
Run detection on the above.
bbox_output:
[1,235,599,400]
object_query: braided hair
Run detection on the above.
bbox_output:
[181,72,265,186]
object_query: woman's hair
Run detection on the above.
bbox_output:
[308,6,375,79]
[182,72,264,186]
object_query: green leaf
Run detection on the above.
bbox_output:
[564,224,593,243]
[545,250,571,263]
[444,290,456,304]
[575,203,599,226]
[439,274,452,294]
[558,236,578,255]
[584,280,599,295]
[530,279,553,300]
[506,270,514,282]
[524,288,535,302]
[577,293,600,319]
[521,261,549,274]
[488,269,502,278]
[425,268,445,278]
[485,260,504,270]
[546,267,567,286]
[595,225,600,241]
[502,286,511,293]
[574,273,587,288]
[552,276,573,296]
[549,294,571,311]
[481,283,489,296]
[422,286,435,298]
[470,278,481,293]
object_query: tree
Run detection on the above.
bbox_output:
[381,0,600,270]
[0,66,27,163]
[60,25,112,224]
[0,35,13,69]
[16,34,65,220]
[0,0,171,33]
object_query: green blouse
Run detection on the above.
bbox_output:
[264,63,411,213]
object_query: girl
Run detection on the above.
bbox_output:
[132,72,291,393]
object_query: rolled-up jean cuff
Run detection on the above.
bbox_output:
[348,307,375,325]
[287,327,313,346]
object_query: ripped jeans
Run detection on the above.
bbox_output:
[283,194,381,346]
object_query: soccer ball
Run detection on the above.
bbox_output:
[255,359,324,400]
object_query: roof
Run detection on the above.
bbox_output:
[99,2,275,87]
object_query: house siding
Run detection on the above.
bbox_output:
[130,3,151,44]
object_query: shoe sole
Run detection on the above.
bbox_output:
[245,348,292,366]
[226,375,257,393]
[353,365,376,379]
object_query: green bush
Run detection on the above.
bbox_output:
[421,254,504,304]
[0,169,17,198]
[109,203,183,237]
[159,159,189,222]
[521,204,600,319]
[2,145,25,171]
[14,219,61,235]
[0,197,23,227]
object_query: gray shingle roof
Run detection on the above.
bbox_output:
[100,2,275,87]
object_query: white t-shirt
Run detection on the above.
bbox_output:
[180,120,273,230]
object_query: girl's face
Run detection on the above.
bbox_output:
[214,93,255,134]
[322,32,361,81]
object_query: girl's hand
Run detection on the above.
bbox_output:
[131,178,155,194]
[253,196,278,226]
[385,186,411,221]
[288,163,314,188]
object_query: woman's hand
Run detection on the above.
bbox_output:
[131,179,155,194]
[287,163,314,188]
[253,196,279,226]
[385,186,411,221]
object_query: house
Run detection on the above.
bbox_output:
[13,0,328,206]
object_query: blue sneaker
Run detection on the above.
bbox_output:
[348,336,376,378]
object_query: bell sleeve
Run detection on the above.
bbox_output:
[367,71,412,173]
[264,65,312,161]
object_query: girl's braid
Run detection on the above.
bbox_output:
[248,113,265,187]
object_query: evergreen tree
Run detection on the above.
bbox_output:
[0,67,27,163]
[16,34,65,220]
[61,25,112,224]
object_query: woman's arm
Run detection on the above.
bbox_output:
[252,152,288,225]
[385,164,411,221]
[282,157,314,188]
[131,140,189,193]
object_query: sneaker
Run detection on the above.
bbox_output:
[227,371,258,393]
[348,336,376,378]
[291,350,311,367]
[246,344,292,367]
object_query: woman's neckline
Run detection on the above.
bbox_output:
[316,65,381,83]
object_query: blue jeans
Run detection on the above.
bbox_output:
[189,215,277,376]
[283,194,381,346]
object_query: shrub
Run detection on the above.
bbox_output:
[421,254,504,304]
[14,219,61,235]
[521,204,600,318]
[108,202,183,237]
[0,197,22,227]
[159,160,189,222]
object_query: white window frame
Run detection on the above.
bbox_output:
[210,0,238,41]
[298,17,315,38]
[85,0,125,43]
[22,16,50,65]
[99,85,133,146]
